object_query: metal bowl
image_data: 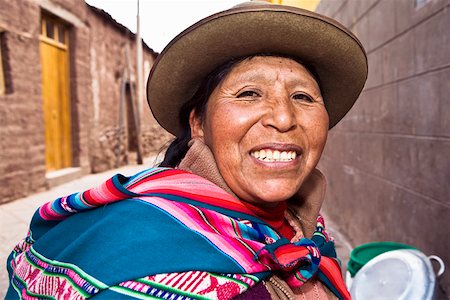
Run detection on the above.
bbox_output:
[350,249,444,300]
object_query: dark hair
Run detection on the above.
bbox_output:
[158,54,319,167]
[158,57,247,167]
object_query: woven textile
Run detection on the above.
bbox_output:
[7,167,349,299]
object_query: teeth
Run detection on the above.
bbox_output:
[260,149,266,159]
[291,151,297,160]
[251,149,297,162]
[273,150,280,160]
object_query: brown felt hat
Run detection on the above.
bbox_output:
[147,2,368,136]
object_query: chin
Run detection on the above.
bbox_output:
[249,186,299,206]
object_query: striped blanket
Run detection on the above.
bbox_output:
[6,167,349,299]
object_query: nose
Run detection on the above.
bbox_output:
[261,96,297,132]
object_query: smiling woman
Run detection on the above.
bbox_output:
[7,2,367,299]
[189,56,328,206]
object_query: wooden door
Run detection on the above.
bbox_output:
[40,15,72,171]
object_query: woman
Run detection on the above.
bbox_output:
[6,2,367,299]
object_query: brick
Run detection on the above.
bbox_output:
[322,130,355,165]
[348,0,379,23]
[332,1,351,27]
[396,0,450,35]
[1,0,162,203]
[336,95,367,131]
[367,0,397,51]
[318,156,371,245]
[438,68,450,133]
[349,9,370,51]
[381,30,415,83]
[357,133,385,176]
[365,49,384,89]
[382,136,450,205]
[394,0,416,35]
[414,7,450,74]
[373,84,398,132]
[338,84,398,133]
[396,70,444,136]
[320,157,450,256]
[316,0,450,291]
[315,0,343,18]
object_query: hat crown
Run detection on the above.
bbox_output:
[147,2,368,136]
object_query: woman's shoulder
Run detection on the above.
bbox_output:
[8,166,242,287]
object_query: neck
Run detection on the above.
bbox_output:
[177,138,327,238]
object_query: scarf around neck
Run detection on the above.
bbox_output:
[7,141,349,300]
[179,138,349,299]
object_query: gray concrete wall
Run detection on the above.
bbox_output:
[316,0,450,293]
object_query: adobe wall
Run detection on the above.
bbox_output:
[86,8,171,173]
[0,0,47,202]
[316,0,450,292]
[0,0,171,203]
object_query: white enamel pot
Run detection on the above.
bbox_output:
[349,249,445,300]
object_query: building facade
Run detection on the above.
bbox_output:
[0,0,171,204]
[316,0,449,293]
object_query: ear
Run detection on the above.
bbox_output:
[189,109,205,140]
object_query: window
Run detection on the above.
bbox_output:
[40,14,68,48]
[0,31,12,95]
[415,0,430,8]
[0,32,5,95]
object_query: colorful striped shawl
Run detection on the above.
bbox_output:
[7,167,349,299]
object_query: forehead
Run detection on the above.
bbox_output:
[224,56,319,88]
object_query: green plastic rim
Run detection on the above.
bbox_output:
[348,241,416,277]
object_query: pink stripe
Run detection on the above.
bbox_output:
[203,209,241,237]
[173,272,192,289]
[128,173,236,202]
[188,272,208,293]
[186,272,206,293]
[160,273,179,286]
[39,203,64,220]
[89,183,121,204]
[139,196,266,273]
[168,273,185,287]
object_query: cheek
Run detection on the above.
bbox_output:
[303,108,329,151]
[204,104,258,146]
[204,109,232,145]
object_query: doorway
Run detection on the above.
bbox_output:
[40,14,72,171]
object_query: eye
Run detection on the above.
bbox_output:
[292,93,314,102]
[237,90,260,98]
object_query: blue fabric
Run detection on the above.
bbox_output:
[31,200,245,286]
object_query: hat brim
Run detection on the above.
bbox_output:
[147,4,368,136]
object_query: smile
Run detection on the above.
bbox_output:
[250,149,297,162]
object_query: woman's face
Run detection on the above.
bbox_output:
[190,56,329,206]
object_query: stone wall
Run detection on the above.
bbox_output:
[86,6,169,172]
[0,0,47,202]
[0,0,171,203]
[316,0,450,293]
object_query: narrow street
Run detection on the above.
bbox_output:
[0,156,162,297]
[0,156,352,297]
